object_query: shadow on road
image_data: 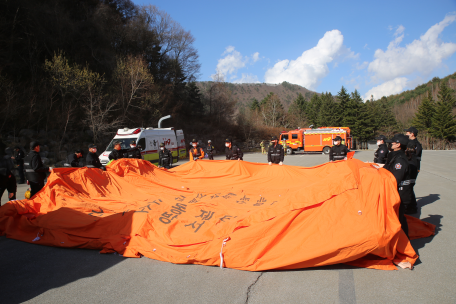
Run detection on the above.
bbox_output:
[411,214,443,266]
[0,208,136,304]
[414,193,440,219]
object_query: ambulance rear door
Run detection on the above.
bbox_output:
[176,130,186,160]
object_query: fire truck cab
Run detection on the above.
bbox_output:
[279,127,351,155]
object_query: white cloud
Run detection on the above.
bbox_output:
[368,13,456,82]
[394,25,405,36]
[214,46,246,78]
[264,30,353,90]
[233,73,260,83]
[363,77,408,100]
[356,61,369,70]
[252,52,260,63]
[212,47,261,80]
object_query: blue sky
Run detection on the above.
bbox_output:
[133,0,456,100]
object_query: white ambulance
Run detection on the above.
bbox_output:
[99,122,186,166]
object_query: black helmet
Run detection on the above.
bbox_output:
[386,134,409,149]
[271,136,278,141]
[160,143,165,147]
[30,141,40,150]
[333,136,342,141]
[130,140,136,145]
[192,138,198,143]
[375,135,387,141]
[88,143,97,149]
[225,138,232,143]
[404,127,418,136]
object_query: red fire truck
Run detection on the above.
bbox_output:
[279,127,352,155]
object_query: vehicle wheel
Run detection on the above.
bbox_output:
[287,148,293,155]
[322,146,331,155]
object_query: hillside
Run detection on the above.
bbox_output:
[387,72,456,125]
[197,81,317,109]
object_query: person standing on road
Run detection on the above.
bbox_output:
[86,144,104,169]
[12,146,25,184]
[189,139,205,161]
[68,150,84,167]
[382,134,411,237]
[329,136,349,162]
[206,140,215,160]
[125,140,142,159]
[268,136,284,166]
[109,141,127,161]
[260,141,266,155]
[158,143,173,168]
[373,135,389,164]
[404,127,422,174]
[24,142,53,197]
[225,138,243,161]
[1,150,17,204]
[282,140,288,156]
[403,141,419,214]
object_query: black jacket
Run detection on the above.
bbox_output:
[329,144,349,161]
[267,143,284,164]
[68,153,81,167]
[408,138,422,170]
[109,149,127,161]
[86,152,102,168]
[125,147,142,159]
[374,144,389,164]
[226,145,243,160]
[0,158,16,193]
[383,150,410,188]
[24,151,49,183]
[159,148,172,167]
[206,145,215,155]
[14,149,25,166]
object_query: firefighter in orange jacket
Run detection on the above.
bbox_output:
[189,139,204,161]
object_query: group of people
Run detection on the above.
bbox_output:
[373,127,422,238]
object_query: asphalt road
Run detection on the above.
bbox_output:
[1,150,455,304]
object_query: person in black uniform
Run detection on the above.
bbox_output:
[12,146,25,184]
[125,140,142,159]
[189,139,205,161]
[24,141,53,197]
[267,136,284,165]
[329,136,349,162]
[68,150,84,167]
[86,144,104,169]
[1,151,17,204]
[225,138,243,161]
[383,134,411,237]
[206,140,215,160]
[373,135,389,164]
[158,143,173,168]
[109,141,127,161]
[404,127,422,175]
[403,141,418,214]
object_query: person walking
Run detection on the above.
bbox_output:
[24,142,53,197]
[260,141,266,155]
[1,150,16,204]
[12,146,25,184]
[206,140,215,160]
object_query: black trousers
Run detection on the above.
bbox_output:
[30,180,45,197]
[398,203,409,238]
[400,184,417,211]
[0,187,16,205]
[207,153,214,160]
[17,164,25,183]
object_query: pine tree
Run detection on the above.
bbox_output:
[336,86,350,125]
[305,93,321,127]
[249,98,260,111]
[318,92,337,127]
[412,91,435,132]
[430,81,456,142]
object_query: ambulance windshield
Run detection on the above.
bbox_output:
[106,138,137,151]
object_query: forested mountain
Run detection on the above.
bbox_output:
[197,81,316,110]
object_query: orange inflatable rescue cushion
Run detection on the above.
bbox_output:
[0,158,435,271]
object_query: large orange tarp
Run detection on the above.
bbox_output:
[0,159,435,271]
